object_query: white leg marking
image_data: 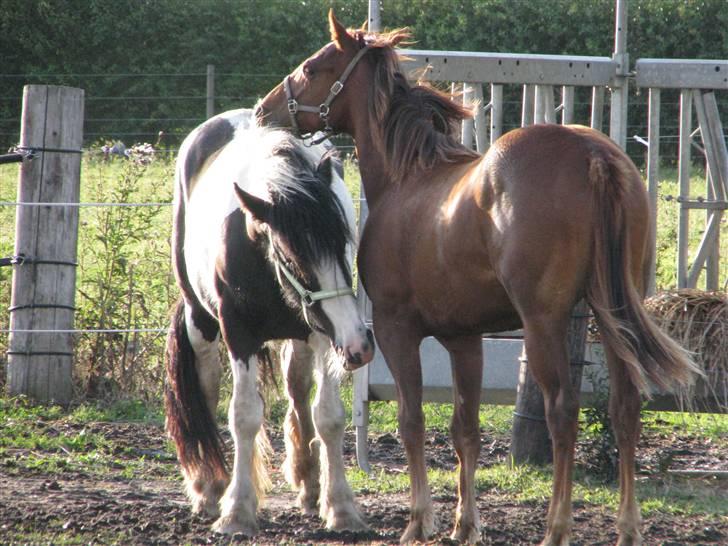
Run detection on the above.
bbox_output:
[184,305,222,415]
[310,336,367,531]
[212,354,264,536]
[182,306,226,517]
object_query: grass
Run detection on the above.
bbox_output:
[347,460,727,517]
[0,396,172,478]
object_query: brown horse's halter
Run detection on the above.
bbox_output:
[284,45,370,143]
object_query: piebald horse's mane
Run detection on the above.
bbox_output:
[356,28,481,184]
[265,140,351,269]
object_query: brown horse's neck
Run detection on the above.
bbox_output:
[350,111,391,206]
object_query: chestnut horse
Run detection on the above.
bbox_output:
[255,12,699,546]
[165,109,372,535]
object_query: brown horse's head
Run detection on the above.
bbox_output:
[257,11,477,184]
[255,10,410,137]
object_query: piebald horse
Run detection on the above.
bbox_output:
[165,109,373,536]
[255,12,699,546]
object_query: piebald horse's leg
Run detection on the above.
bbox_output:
[522,315,579,546]
[280,339,320,514]
[603,344,643,546]
[182,304,227,517]
[309,333,367,531]
[438,334,483,544]
[374,315,433,543]
[212,303,265,536]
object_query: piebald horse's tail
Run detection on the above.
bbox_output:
[585,147,702,395]
[164,300,229,490]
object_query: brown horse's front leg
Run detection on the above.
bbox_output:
[373,314,433,544]
[438,334,484,544]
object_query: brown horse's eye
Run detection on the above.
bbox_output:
[302,63,314,78]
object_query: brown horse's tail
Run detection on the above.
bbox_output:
[585,151,702,396]
[164,299,228,483]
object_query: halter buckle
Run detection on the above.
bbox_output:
[287,99,298,114]
[302,292,315,307]
[330,80,344,95]
[319,104,330,118]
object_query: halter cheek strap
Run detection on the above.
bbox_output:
[284,45,370,142]
[268,231,354,327]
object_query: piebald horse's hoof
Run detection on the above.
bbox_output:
[323,505,369,531]
[211,514,258,537]
[400,516,435,544]
[451,523,481,544]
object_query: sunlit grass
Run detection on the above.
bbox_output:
[348,462,727,517]
[0,396,173,478]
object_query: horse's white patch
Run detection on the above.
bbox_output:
[181,113,334,311]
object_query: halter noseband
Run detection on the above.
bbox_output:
[268,231,354,328]
[284,45,370,143]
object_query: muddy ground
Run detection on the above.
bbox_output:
[1,419,726,545]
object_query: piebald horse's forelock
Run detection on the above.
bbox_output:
[356,30,481,184]
[262,135,352,282]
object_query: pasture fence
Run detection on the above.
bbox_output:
[0,4,725,470]
[6,85,83,405]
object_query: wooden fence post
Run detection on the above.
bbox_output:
[206,64,215,119]
[7,85,84,405]
[510,300,589,465]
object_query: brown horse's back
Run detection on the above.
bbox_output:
[484,123,696,394]
[479,125,639,320]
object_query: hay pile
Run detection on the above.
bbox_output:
[645,289,728,412]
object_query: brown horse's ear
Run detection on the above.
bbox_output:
[234,183,271,237]
[329,9,356,50]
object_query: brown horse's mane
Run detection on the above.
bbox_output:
[359,29,481,184]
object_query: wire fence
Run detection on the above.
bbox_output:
[0,72,726,400]
[2,71,726,165]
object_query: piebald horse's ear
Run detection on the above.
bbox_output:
[316,152,334,186]
[329,9,356,51]
[234,183,271,238]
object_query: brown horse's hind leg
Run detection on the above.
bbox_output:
[439,334,483,544]
[280,339,320,514]
[522,316,579,546]
[603,345,643,546]
[374,314,434,543]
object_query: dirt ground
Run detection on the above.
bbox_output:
[1,419,726,545]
